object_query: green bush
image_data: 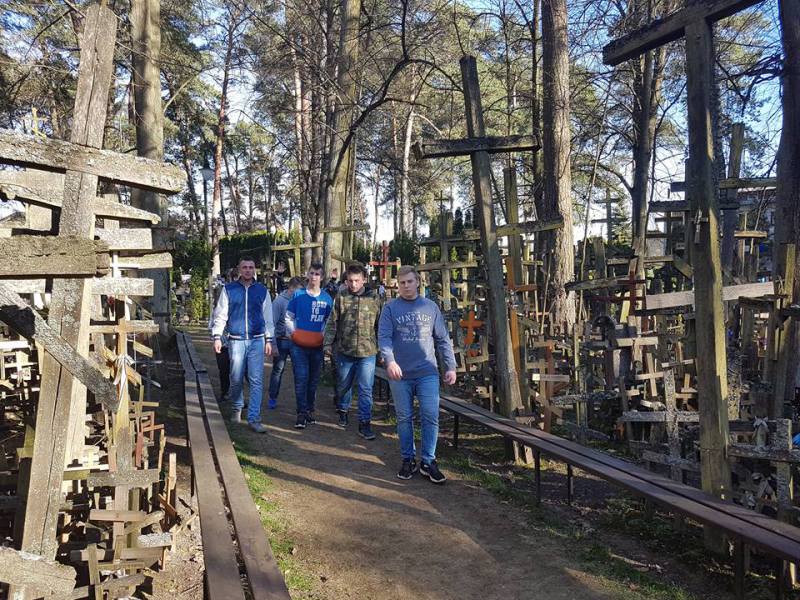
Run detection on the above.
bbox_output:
[188,271,209,322]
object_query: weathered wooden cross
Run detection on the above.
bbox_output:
[414,56,543,418]
[603,0,765,546]
[0,4,182,564]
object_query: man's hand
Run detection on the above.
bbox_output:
[213,339,222,354]
[444,370,456,385]
[265,342,273,357]
[324,345,333,358]
[387,361,403,381]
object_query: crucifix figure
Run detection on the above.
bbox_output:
[604,0,766,551]
[415,56,539,418]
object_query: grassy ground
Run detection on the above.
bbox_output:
[231,432,317,595]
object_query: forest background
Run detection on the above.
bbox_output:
[0,0,787,315]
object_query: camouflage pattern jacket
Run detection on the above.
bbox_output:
[323,287,381,357]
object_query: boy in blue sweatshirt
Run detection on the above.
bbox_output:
[285,262,333,429]
[378,265,457,483]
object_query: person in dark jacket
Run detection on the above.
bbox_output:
[211,256,274,433]
[323,263,382,439]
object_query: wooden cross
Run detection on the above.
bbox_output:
[604,0,765,539]
[271,241,322,277]
[0,5,181,564]
[590,190,622,244]
[459,310,484,357]
[414,56,542,418]
[368,240,399,284]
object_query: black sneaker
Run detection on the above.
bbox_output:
[358,421,376,440]
[294,413,307,429]
[397,458,418,480]
[306,411,317,424]
[337,410,349,428]
[420,460,446,484]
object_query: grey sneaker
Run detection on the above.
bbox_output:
[230,409,242,423]
[337,410,349,428]
[249,422,267,433]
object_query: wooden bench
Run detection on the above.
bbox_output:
[374,368,800,599]
[177,332,290,600]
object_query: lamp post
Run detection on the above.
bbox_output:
[201,161,215,314]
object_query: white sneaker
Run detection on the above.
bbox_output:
[230,409,242,423]
[249,422,267,433]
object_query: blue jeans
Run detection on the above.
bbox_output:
[336,353,376,422]
[268,338,293,400]
[389,375,440,464]
[290,344,323,415]
[229,337,265,423]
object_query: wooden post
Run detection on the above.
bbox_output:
[20,4,118,560]
[721,123,744,278]
[440,209,452,307]
[685,18,732,547]
[460,56,524,418]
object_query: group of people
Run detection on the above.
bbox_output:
[210,256,457,483]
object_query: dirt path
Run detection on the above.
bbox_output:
[185,329,625,600]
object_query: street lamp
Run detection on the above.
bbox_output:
[201,160,215,315]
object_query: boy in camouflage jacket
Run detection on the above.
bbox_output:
[323,262,382,439]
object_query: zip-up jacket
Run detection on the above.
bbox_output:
[323,287,381,357]
[211,280,274,341]
[271,289,293,339]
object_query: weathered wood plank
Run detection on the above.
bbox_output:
[0,171,161,223]
[88,509,147,522]
[0,546,76,596]
[0,130,183,194]
[496,217,564,237]
[86,469,160,488]
[645,281,774,310]
[0,283,118,410]
[95,227,153,251]
[271,242,322,251]
[413,134,540,159]
[602,0,763,65]
[90,277,153,296]
[1,277,153,296]
[0,236,109,277]
[115,252,173,269]
[90,319,159,334]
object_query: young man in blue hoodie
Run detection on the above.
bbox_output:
[211,256,274,433]
[378,265,457,483]
[285,262,333,429]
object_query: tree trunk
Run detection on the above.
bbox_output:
[541,0,575,327]
[224,152,242,233]
[400,99,416,232]
[130,0,170,335]
[210,8,237,288]
[531,0,543,215]
[323,0,362,274]
[774,0,800,413]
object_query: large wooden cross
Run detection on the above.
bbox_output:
[0,4,182,562]
[414,56,542,418]
[604,0,764,542]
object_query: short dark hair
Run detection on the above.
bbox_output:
[238,255,256,265]
[346,262,368,278]
[308,261,324,275]
[288,276,304,289]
